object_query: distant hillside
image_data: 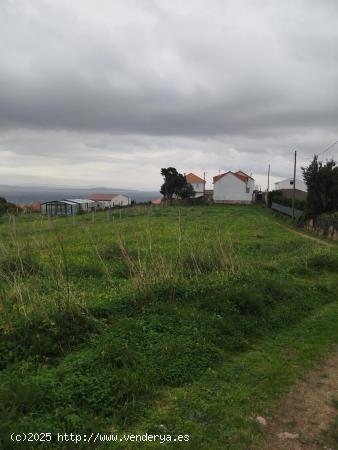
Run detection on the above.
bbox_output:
[0,185,160,205]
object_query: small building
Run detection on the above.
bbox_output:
[185,173,205,198]
[274,178,307,200]
[213,171,255,204]
[41,200,80,216]
[41,199,94,216]
[30,202,42,213]
[89,193,131,209]
[18,202,42,213]
[65,199,95,212]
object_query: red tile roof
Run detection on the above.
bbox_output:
[235,171,254,181]
[151,197,162,205]
[30,202,41,212]
[213,171,254,184]
[185,173,205,184]
[89,193,120,201]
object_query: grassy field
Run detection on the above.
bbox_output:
[0,204,337,449]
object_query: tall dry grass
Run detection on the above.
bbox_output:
[0,212,243,321]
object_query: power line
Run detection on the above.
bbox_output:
[317,140,338,156]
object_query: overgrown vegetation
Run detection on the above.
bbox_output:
[268,192,306,211]
[0,205,337,449]
[0,196,16,215]
[302,155,338,216]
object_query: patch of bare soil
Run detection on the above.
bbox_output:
[254,350,338,450]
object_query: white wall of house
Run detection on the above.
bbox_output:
[190,182,204,198]
[111,194,130,206]
[275,178,307,192]
[214,173,254,203]
[95,200,111,209]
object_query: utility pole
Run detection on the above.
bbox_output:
[266,163,270,206]
[292,150,297,219]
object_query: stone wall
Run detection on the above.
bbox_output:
[304,218,338,240]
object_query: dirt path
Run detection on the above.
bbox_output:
[254,350,338,450]
[275,222,335,248]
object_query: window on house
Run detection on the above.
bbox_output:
[246,186,250,193]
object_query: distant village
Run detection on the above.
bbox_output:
[13,169,307,217]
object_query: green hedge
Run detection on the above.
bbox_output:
[267,191,305,211]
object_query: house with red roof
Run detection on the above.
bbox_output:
[213,171,255,204]
[185,173,206,198]
[89,193,130,209]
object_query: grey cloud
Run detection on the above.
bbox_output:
[1,0,337,135]
[0,0,338,188]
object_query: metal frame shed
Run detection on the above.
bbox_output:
[41,200,79,216]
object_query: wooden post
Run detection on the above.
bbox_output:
[11,215,17,236]
[266,163,270,206]
[92,210,95,223]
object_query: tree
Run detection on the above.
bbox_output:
[160,168,195,204]
[302,155,338,216]
[0,197,16,215]
[179,183,195,199]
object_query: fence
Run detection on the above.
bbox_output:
[271,202,303,219]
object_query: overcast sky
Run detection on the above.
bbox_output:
[1,0,338,190]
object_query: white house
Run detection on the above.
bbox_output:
[275,178,307,192]
[89,193,131,209]
[185,173,205,198]
[213,171,255,204]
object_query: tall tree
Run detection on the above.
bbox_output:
[160,168,195,204]
[302,155,338,216]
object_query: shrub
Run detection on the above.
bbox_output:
[0,311,99,369]
[271,195,305,211]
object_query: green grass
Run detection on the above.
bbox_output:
[0,205,337,449]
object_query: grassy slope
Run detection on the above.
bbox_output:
[0,205,337,449]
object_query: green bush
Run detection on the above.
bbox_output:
[0,311,99,369]
[271,195,305,211]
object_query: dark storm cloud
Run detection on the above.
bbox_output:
[0,0,338,188]
[1,0,338,136]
